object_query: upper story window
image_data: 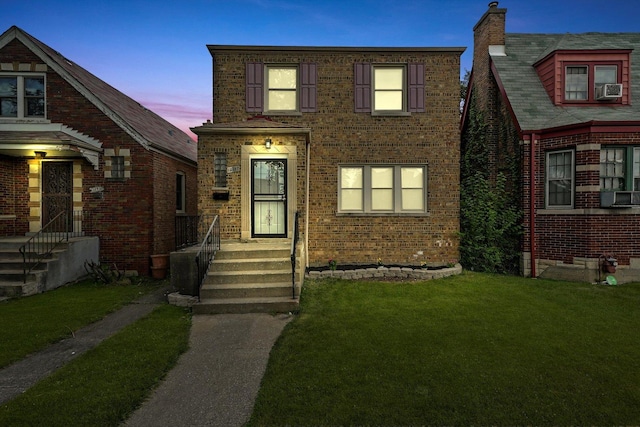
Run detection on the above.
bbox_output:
[338,164,427,214]
[245,62,316,114]
[266,66,297,112]
[111,156,125,179]
[545,149,574,208]
[373,66,405,112]
[354,63,424,115]
[563,63,622,103]
[0,74,45,119]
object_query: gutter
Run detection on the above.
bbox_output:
[529,132,537,278]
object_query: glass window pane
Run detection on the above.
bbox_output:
[268,68,296,89]
[1,98,17,117]
[0,77,17,96]
[371,167,393,188]
[402,188,424,210]
[374,68,403,89]
[374,91,403,110]
[341,189,363,210]
[268,90,296,110]
[341,167,362,189]
[401,167,423,188]
[372,189,393,210]
[24,77,44,96]
[548,151,573,206]
[26,98,45,117]
[565,66,587,100]
[595,66,617,85]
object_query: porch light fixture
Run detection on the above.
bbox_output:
[34,151,47,159]
[265,138,272,149]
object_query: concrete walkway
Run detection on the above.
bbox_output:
[124,313,292,427]
[0,287,292,427]
[0,287,166,405]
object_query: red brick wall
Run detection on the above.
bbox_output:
[534,132,640,265]
[1,38,197,275]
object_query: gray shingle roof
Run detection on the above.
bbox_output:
[1,26,196,163]
[492,32,640,131]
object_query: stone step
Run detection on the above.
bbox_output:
[193,296,299,314]
[0,268,46,277]
[0,280,39,297]
[200,282,295,299]
[211,257,291,271]
[206,269,291,285]
[214,247,291,261]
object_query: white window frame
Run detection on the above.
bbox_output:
[0,73,46,120]
[372,65,407,114]
[264,65,298,113]
[564,66,588,101]
[545,149,575,208]
[176,172,186,213]
[338,164,427,215]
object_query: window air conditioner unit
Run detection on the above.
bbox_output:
[600,191,640,207]
[596,83,623,100]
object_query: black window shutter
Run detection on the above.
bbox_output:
[246,62,263,112]
[408,63,425,113]
[300,63,317,112]
[354,62,371,112]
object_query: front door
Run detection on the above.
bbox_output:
[252,159,287,237]
[42,161,73,231]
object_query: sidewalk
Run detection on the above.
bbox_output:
[0,286,167,405]
[0,286,292,427]
[124,313,292,427]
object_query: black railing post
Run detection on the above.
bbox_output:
[194,215,220,297]
[290,211,299,299]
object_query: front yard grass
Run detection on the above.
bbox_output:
[0,304,190,426]
[0,279,161,369]
[248,272,640,425]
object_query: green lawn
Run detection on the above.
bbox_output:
[0,304,190,426]
[248,272,640,426]
[0,279,161,369]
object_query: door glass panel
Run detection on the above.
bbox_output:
[252,160,286,236]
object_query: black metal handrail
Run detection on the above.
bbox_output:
[175,215,199,249]
[194,215,220,297]
[19,211,70,283]
[290,211,299,299]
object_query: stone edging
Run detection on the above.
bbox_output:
[305,264,463,281]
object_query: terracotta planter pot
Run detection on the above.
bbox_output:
[150,254,169,269]
[151,266,167,279]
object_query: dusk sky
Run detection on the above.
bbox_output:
[3,0,639,139]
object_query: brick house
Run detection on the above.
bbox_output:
[463,3,640,282]
[193,44,463,270]
[0,26,197,283]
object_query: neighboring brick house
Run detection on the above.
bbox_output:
[193,44,463,268]
[463,3,640,282]
[0,26,197,276]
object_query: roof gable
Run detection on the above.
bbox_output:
[0,26,196,163]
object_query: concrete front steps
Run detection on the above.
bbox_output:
[193,239,301,314]
[0,237,50,298]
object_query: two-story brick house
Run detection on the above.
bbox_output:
[0,26,197,288]
[193,44,464,270]
[463,3,640,282]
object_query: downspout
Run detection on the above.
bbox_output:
[530,132,537,278]
[305,136,310,269]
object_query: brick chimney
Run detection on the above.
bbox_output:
[472,1,507,112]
